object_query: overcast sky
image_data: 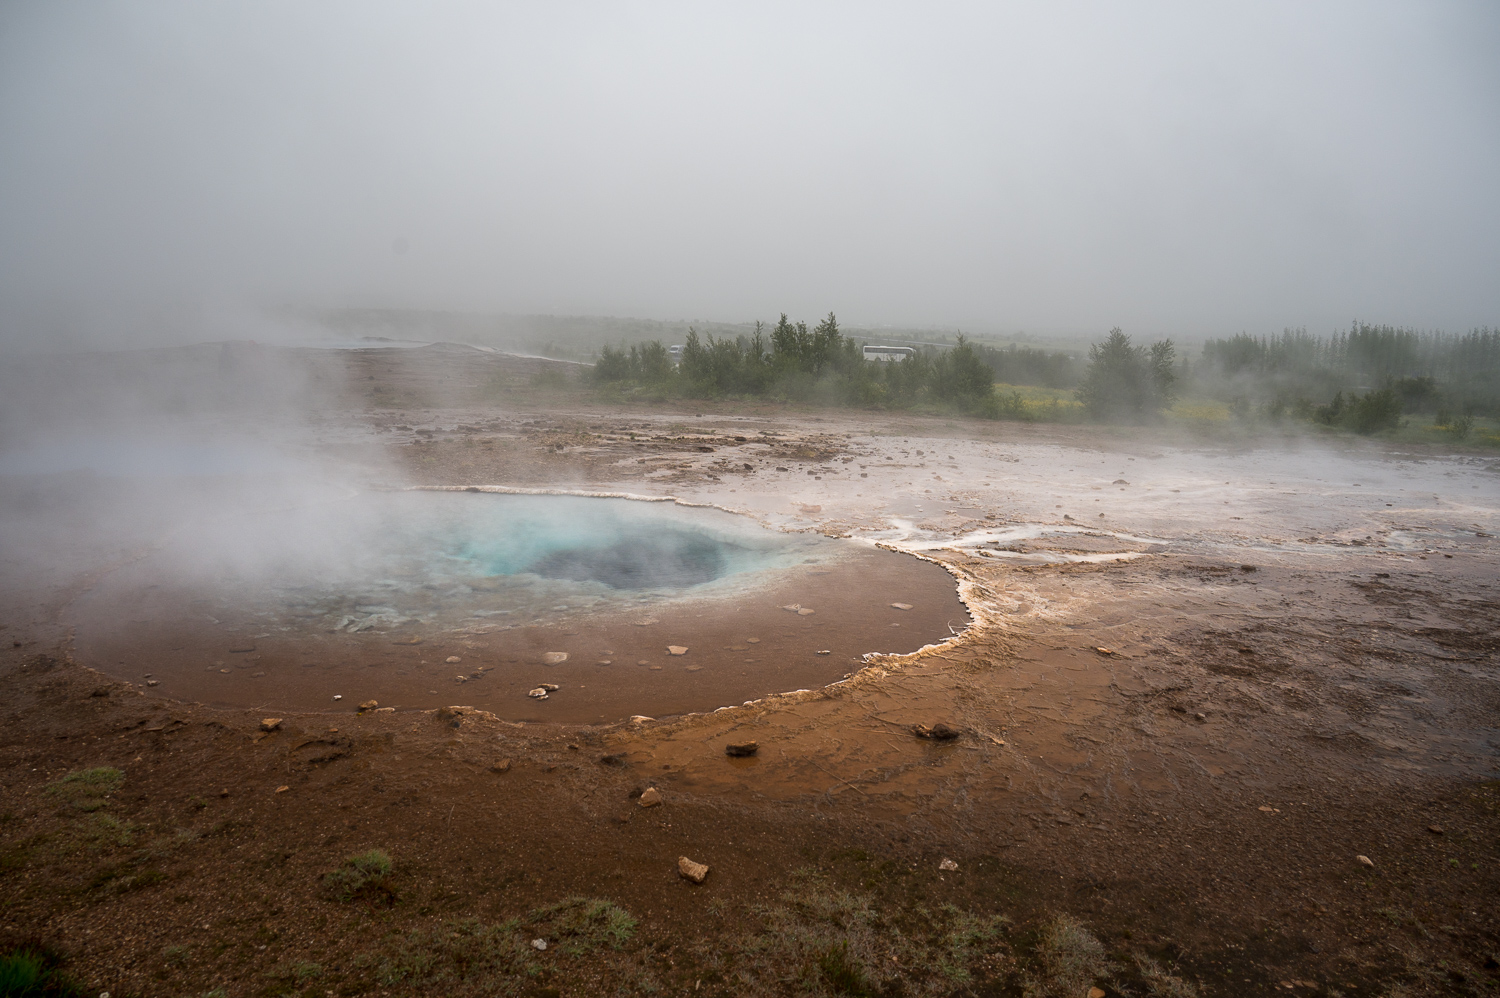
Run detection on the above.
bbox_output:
[1,1,1497,346]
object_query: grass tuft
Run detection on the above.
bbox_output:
[324,848,394,901]
[526,897,637,955]
[0,942,87,998]
[1023,915,1113,998]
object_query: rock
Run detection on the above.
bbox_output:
[798,607,815,616]
[1194,712,1207,722]
[491,759,512,773]
[599,753,626,766]
[667,645,689,656]
[375,707,395,714]
[725,742,759,757]
[445,656,462,664]
[275,785,289,794]
[746,637,760,643]
[145,679,160,687]
[1427,825,1444,835]
[890,602,913,610]
[816,649,831,655]
[531,938,547,951]
[542,651,569,665]
[678,856,709,884]
[629,715,654,724]
[540,683,559,691]
[332,694,342,701]
[1089,988,1106,998]
[1357,854,1375,867]
[912,723,961,741]
[939,858,958,871]
[358,700,379,713]
[90,687,111,698]
[1095,646,1116,655]
[260,718,283,732]
[527,688,550,699]
[638,786,663,807]
[1112,479,1129,485]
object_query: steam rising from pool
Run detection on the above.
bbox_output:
[155,492,841,635]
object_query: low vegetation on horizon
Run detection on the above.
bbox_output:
[588,316,1500,446]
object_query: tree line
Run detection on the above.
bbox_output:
[592,313,998,413]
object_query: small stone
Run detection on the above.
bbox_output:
[528,688,550,699]
[1095,646,1116,655]
[650,665,662,670]
[332,694,342,700]
[358,700,379,713]
[1194,712,1207,722]
[797,607,815,616]
[531,938,547,951]
[445,655,462,664]
[890,603,913,610]
[219,788,229,797]
[684,664,702,672]
[542,651,569,665]
[816,649,831,655]
[667,645,689,656]
[1427,825,1444,834]
[678,856,709,884]
[638,786,663,807]
[725,742,758,757]
[491,759,512,773]
[274,785,289,794]
[938,858,958,871]
[746,637,760,643]
[145,679,160,687]
[540,683,559,691]
[375,707,394,714]
[912,723,961,741]
[260,718,283,732]
[596,659,612,666]
[629,715,654,724]
[1357,854,1374,867]
[1089,989,1106,998]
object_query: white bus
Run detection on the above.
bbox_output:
[862,345,915,362]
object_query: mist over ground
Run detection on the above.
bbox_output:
[2,1,1498,352]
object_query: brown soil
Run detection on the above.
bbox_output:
[1,343,1497,997]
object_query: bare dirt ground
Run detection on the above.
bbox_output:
[1,343,1497,997]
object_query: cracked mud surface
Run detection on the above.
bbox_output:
[1,343,1497,995]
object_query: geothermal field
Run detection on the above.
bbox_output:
[1,343,1496,996]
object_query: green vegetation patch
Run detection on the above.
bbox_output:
[0,943,88,998]
[369,917,537,988]
[526,896,637,955]
[44,768,122,813]
[324,848,394,901]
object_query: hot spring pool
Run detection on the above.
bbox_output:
[68,490,970,722]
